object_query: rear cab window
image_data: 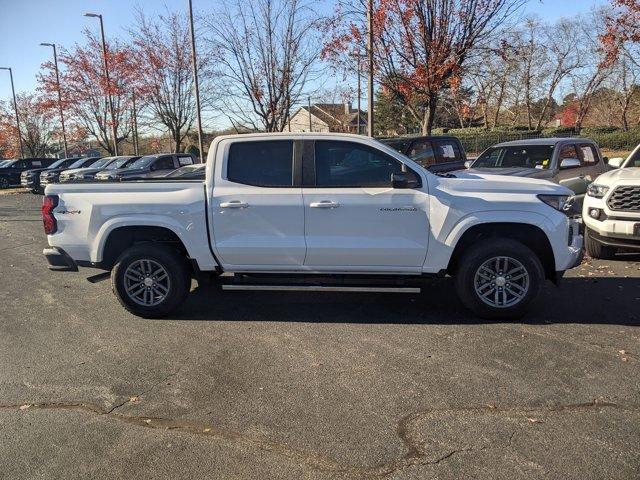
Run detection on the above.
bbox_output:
[432,139,463,164]
[227,140,294,187]
[177,155,194,167]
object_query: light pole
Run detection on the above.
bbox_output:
[366,0,374,137]
[187,0,204,162]
[0,67,24,157]
[84,12,118,156]
[40,43,68,158]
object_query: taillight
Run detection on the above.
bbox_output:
[42,195,59,235]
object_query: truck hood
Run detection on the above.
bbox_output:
[61,167,95,176]
[593,166,640,184]
[448,171,572,196]
[465,167,554,179]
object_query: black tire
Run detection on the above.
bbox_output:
[454,239,544,319]
[111,244,191,318]
[584,228,616,260]
[0,177,9,189]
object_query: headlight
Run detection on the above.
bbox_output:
[587,184,609,198]
[537,194,570,212]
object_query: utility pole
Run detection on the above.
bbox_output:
[366,0,374,137]
[84,13,118,156]
[352,51,362,135]
[308,96,312,132]
[40,43,68,158]
[187,0,205,162]
[0,67,24,157]
[131,90,139,155]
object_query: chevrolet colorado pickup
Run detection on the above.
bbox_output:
[42,133,583,319]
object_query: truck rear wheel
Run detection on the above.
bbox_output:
[454,239,544,319]
[111,244,191,318]
[584,228,616,260]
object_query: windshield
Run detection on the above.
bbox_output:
[84,157,113,169]
[107,157,136,170]
[48,158,72,169]
[0,160,10,167]
[68,158,90,168]
[127,155,157,169]
[623,146,640,168]
[473,145,555,169]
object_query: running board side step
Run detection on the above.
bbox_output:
[221,285,420,293]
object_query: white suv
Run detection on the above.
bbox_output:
[583,144,640,258]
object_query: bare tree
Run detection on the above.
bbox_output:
[130,10,208,152]
[0,94,56,157]
[204,0,322,132]
[570,13,613,131]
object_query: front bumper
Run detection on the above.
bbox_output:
[566,219,584,269]
[588,229,640,250]
[43,247,78,272]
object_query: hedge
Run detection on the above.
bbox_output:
[430,126,640,153]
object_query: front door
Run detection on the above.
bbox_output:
[303,140,429,269]
[210,139,306,267]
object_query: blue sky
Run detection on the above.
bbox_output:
[0,0,609,119]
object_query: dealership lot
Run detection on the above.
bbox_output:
[0,191,638,479]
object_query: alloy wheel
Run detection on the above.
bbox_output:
[123,259,171,307]
[473,256,530,308]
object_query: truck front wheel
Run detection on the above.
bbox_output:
[111,244,191,318]
[454,239,544,319]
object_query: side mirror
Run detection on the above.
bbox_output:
[607,157,624,169]
[391,171,418,189]
[464,160,473,169]
[560,158,581,169]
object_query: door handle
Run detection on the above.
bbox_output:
[310,201,340,209]
[220,201,249,209]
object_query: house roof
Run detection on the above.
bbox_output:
[300,103,367,128]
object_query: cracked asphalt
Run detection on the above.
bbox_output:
[1,190,639,479]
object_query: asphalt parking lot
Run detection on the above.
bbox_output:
[0,190,638,479]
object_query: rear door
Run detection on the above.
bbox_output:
[302,139,429,269]
[210,139,305,266]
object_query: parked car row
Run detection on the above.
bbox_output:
[0,152,201,194]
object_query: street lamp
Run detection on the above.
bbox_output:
[40,43,68,158]
[187,0,204,162]
[0,67,24,157]
[366,0,374,137]
[84,12,118,156]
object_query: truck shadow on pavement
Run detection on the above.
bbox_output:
[175,274,640,327]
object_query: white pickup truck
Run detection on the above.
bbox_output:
[42,133,583,319]
[583,144,640,258]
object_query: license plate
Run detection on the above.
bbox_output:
[634,223,640,237]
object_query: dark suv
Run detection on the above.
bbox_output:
[0,158,57,188]
[380,135,467,173]
[21,157,80,193]
[95,153,196,181]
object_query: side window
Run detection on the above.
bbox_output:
[578,144,599,165]
[152,156,175,170]
[178,155,193,166]
[31,160,43,168]
[227,140,293,187]
[14,161,27,169]
[433,140,462,163]
[314,140,404,187]
[559,144,580,162]
[408,140,436,167]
